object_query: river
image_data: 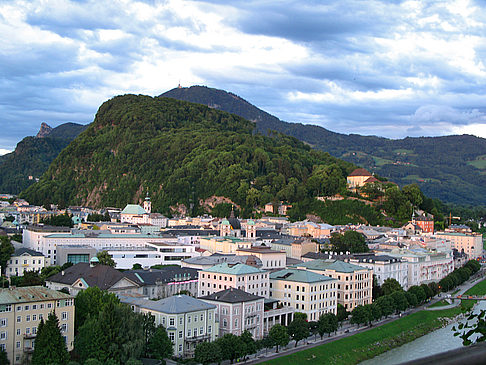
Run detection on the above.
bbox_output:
[359,300,486,365]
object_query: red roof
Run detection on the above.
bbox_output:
[364,176,380,183]
[348,168,372,177]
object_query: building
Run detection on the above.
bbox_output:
[199,288,264,339]
[293,259,373,311]
[55,245,97,266]
[235,246,286,270]
[5,249,48,278]
[413,216,434,233]
[129,267,199,299]
[269,268,337,321]
[198,263,269,297]
[346,254,408,289]
[347,168,373,191]
[45,260,142,296]
[288,221,334,238]
[291,239,318,260]
[120,294,217,357]
[0,286,75,365]
[435,232,483,259]
[199,237,252,254]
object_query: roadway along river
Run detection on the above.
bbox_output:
[359,300,486,365]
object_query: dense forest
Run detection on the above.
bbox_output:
[21,95,357,217]
[0,122,87,194]
[162,86,486,206]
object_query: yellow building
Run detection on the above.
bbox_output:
[294,259,373,311]
[199,237,252,254]
[347,168,375,191]
[0,286,75,365]
[269,269,337,321]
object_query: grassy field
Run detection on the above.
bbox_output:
[467,155,486,170]
[265,304,470,365]
[464,277,486,296]
[429,299,450,308]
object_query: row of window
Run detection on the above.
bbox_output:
[9,259,44,265]
[162,312,212,327]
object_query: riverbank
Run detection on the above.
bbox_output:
[264,275,486,365]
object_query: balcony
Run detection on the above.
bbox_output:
[185,334,210,343]
[23,347,34,353]
[23,333,36,339]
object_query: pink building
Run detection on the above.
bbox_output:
[199,288,265,339]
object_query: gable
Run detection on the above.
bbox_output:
[110,277,140,290]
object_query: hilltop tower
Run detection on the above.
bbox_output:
[143,192,152,214]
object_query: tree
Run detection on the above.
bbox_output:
[132,263,143,270]
[75,287,119,331]
[318,312,338,338]
[288,317,309,347]
[372,275,382,300]
[337,304,349,322]
[269,324,289,353]
[16,270,44,287]
[240,330,257,359]
[0,236,14,275]
[402,184,424,207]
[216,334,246,363]
[96,250,116,267]
[381,278,403,296]
[405,292,418,308]
[408,286,426,304]
[376,295,394,318]
[391,290,408,313]
[428,282,440,296]
[32,312,69,365]
[350,305,369,327]
[195,342,221,365]
[146,325,173,360]
[329,231,369,254]
[370,303,382,323]
[420,283,434,299]
[0,347,9,365]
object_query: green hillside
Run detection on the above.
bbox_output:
[161,86,486,206]
[21,95,357,216]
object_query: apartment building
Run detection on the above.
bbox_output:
[199,237,252,254]
[435,232,483,259]
[120,294,217,358]
[5,249,48,278]
[269,269,337,321]
[0,286,75,365]
[235,246,286,270]
[198,263,269,297]
[347,254,409,289]
[294,259,373,311]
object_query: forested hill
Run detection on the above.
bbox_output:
[21,95,355,215]
[161,86,486,206]
[0,122,87,194]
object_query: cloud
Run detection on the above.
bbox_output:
[1,0,486,150]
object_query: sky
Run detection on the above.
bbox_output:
[1,0,486,153]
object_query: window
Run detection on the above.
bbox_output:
[47,304,52,309]
[178,344,183,352]
[208,325,212,333]
[235,318,238,328]
[0,319,6,327]
[187,316,191,323]
[0,332,6,340]
[200,314,203,321]
[169,332,175,342]
[16,329,20,336]
[200,327,203,335]
[0,344,4,351]
[169,318,175,326]
[187,329,192,337]
[16,316,21,323]
[62,312,68,320]
[223,319,227,327]
[16,306,21,311]
[61,324,67,332]
[208,312,212,320]
[39,314,43,320]
[26,328,30,335]
[26,315,30,322]
[32,327,37,335]
[40,304,44,309]
[32,315,37,321]
[178,331,182,339]
[16,341,21,349]
[194,315,197,323]
[24,305,29,311]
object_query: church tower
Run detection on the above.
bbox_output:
[246,219,256,238]
[143,192,152,214]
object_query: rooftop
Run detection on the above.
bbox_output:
[203,262,266,275]
[121,204,147,215]
[270,268,334,283]
[348,168,372,177]
[294,259,371,273]
[13,248,44,257]
[199,287,263,303]
[121,294,215,314]
[0,286,72,305]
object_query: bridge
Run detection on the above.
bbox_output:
[456,295,486,301]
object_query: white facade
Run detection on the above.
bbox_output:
[6,250,48,278]
[348,256,409,289]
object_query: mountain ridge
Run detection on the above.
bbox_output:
[161,85,486,206]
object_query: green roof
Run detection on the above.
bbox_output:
[294,259,370,273]
[270,269,334,283]
[204,262,265,275]
[121,204,147,215]
[0,286,72,305]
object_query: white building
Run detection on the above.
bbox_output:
[5,248,48,278]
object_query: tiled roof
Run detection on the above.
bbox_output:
[127,267,199,285]
[0,286,72,305]
[121,294,215,314]
[47,263,142,290]
[202,262,265,275]
[269,269,334,283]
[294,259,370,273]
[199,288,263,303]
[348,168,372,177]
[13,248,44,257]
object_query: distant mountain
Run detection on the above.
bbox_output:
[0,122,87,194]
[161,86,486,206]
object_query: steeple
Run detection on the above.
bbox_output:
[143,191,151,214]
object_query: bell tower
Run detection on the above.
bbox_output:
[143,192,152,214]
